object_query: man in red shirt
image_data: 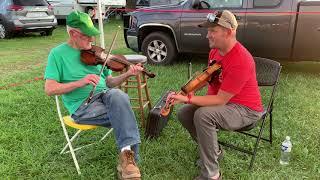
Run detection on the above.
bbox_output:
[167,10,263,180]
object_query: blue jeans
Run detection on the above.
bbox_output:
[71,89,141,161]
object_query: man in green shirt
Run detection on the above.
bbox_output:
[44,11,142,179]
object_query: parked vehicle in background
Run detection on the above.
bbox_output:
[47,0,74,20]
[0,0,57,39]
[124,0,320,65]
[47,0,126,20]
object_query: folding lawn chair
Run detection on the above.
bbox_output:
[55,95,113,175]
[218,57,282,170]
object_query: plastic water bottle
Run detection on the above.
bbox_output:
[280,136,292,165]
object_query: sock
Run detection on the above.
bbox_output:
[121,146,131,152]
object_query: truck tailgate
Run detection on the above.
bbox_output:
[292,1,320,61]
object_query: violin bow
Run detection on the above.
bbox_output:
[85,26,121,105]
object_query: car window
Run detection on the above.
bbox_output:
[0,1,3,13]
[137,0,150,6]
[136,0,184,6]
[254,0,281,7]
[150,0,182,6]
[201,0,243,9]
[0,0,11,13]
[13,0,49,6]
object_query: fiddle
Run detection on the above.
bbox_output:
[160,62,221,116]
[81,45,156,78]
[85,26,120,104]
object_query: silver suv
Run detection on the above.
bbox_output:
[0,0,57,39]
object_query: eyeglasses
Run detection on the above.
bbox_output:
[72,30,94,41]
[206,13,234,29]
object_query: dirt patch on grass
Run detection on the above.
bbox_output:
[0,61,45,77]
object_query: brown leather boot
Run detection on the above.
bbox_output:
[117,150,141,180]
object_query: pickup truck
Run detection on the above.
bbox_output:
[123,0,320,65]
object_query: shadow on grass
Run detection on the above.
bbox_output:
[14,31,46,37]
[279,60,320,74]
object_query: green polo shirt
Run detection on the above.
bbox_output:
[44,43,112,114]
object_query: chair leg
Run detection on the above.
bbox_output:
[269,112,273,145]
[218,141,253,155]
[61,130,82,154]
[66,143,96,153]
[142,74,152,110]
[249,118,268,170]
[124,69,129,93]
[137,73,145,127]
[64,128,113,154]
[68,143,81,175]
[100,128,113,142]
[60,122,81,174]
[56,96,81,174]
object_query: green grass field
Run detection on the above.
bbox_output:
[0,19,319,179]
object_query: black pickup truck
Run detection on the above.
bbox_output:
[124,0,320,65]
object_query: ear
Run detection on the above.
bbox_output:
[69,29,77,37]
[226,28,233,37]
[226,28,231,33]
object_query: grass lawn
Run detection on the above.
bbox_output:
[0,19,319,179]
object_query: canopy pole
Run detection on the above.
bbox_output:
[97,0,105,49]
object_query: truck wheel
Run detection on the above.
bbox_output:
[141,32,178,65]
[0,23,12,39]
[40,28,53,36]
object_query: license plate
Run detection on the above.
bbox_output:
[26,12,47,18]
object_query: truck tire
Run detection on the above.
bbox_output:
[0,22,12,39]
[41,28,53,36]
[141,32,178,65]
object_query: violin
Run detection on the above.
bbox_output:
[160,61,221,116]
[84,27,125,104]
[81,45,156,78]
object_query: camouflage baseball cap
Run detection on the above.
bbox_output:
[198,10,238,30]
[66,11,100,36]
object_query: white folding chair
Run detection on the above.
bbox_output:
[55,95,113,175]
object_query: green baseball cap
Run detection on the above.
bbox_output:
[66,11,100,36]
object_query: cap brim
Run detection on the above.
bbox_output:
[81,26,100,36]
[198,21,218,28]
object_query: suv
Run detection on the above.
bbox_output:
[0,0,57,39]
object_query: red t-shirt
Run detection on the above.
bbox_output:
[207,42,263,112]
